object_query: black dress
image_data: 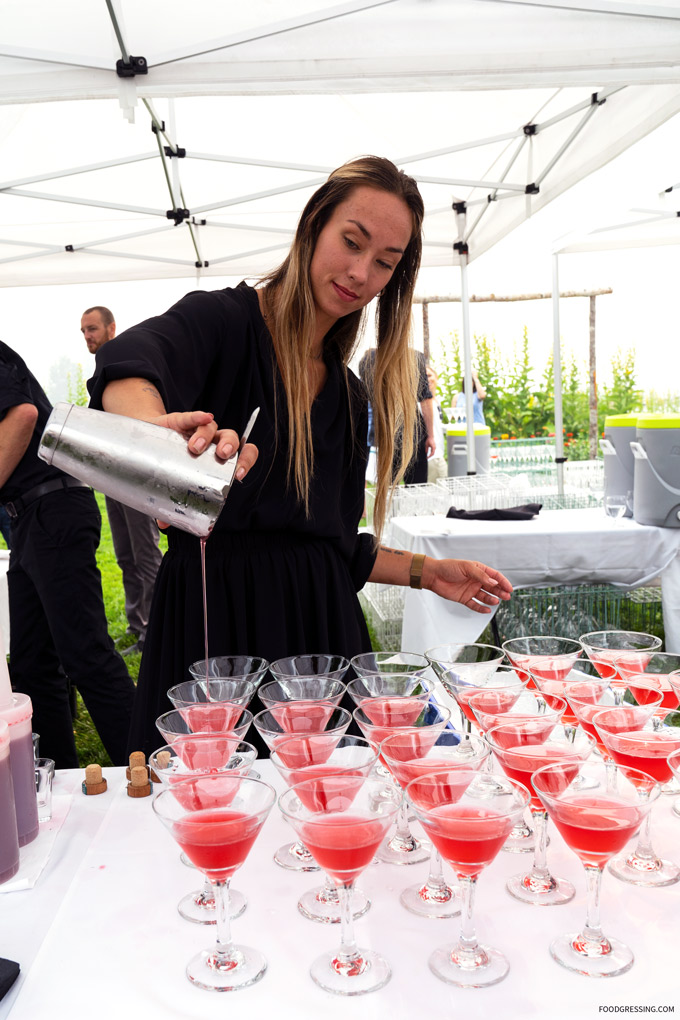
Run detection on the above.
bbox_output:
[88,283,376,757]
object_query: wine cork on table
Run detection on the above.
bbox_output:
[127,764,152,798]
[126,751,149,781]
[82,762,108,795]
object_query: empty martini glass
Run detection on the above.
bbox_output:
[425,643,504,726]
[150,736,257,923]
[252,705,352,871]
[485,720,595,906]
[407,769,530,988]
[350,651,430,676]
[153,773,276,991]
[579,630,662,678]
[270,734,379,923]
[279,774,401,995]
[593,708,680,887]
[269,654,350,682]
[502,636,582,691]
[380,730,489,918]
[353,700,451,864]
[188,654,270,686]
[532,759,660,977]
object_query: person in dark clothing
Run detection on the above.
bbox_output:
[88,156,512,758]
[0,342,135,768]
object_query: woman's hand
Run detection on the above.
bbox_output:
[150,411,258,480]
[422,557,512,614]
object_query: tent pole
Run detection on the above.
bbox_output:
[552,253,565,495]
[454,201,476,474]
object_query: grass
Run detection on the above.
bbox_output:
[72,493,167,767]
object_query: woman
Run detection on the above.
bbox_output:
[455,369,487,425]
[89,156,511,756]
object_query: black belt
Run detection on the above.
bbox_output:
[5,477,90,519]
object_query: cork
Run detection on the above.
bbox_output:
[129,751,146,770]
[127,764,152,798]
[81,762,108,796]
[150,749,171,784]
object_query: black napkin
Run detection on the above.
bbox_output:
[446,503,542,521]
[0,958,19,1001]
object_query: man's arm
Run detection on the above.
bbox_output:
[0,403,38,488]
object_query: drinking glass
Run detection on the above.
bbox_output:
[407,770,530,987]
[258,677,346,716]
[485,721,595,905]
[167,679,256,734]
[564,677,662,757]
[279,774,401,995]
[269,654,349,683]
[353,700,451,864]
[502,636,582,690]
[614,651,680,720]
[252,705,352,871]
[532,759,660,977]
[350,651,429,676]
[153,773,276,991]
[270,734,379,923]
[380,730,489,918]
[438,665,527,735]
[155,708,253,746]
[150,736,258,923]
[668,747,680,818]
[604,494,627,520]
[425,643,504,695]
[580,631,663,679]
[188,654,270,687]
[592,708,680,887]
[468,688,566,733]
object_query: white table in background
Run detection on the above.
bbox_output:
[1,764,679,1020]
[389,508,680,654]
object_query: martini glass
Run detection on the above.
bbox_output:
[167,679,256,734]
[565,678,663,757]
[617,654,680,797]
[270,734,379,923]
[252,705,352,871]
[269,654,350,683]
[468,688,566,733]
[532,759,660,977]
[485,721,595,905]
[406,769,530,987]
[153,773,276,991]
[279,774,401,995]
[579,630,662,679]
[593,709,680,887]
[258,677,347,732]
[350,651,430,676]
[345,674,434,780]
[669,673,680,813]
[380,730,489,918]
[502,636,582,692]
[353,700,451,864]
[188,654,270,686]
[150,736,257,924]
[156,708,253,746]
[425,644,504,727]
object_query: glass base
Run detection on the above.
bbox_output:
[608,851,680,888]
[375,831,430,866]
[178,886,246,924]
[310,948,391,995]
[186,944,267,992]
[673,800,680,819]
[550,931,633,977]
[400,880,460,919]
[506,871,574,906]
[661,776,680,796]
[298,883,370,924]
[501,818,539,854]
[429,941,509,988]
[273,840,320,873]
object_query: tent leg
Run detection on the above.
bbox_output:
[552,253,565,495]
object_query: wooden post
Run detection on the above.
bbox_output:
[589,294,598,458]
[422,301,430,362]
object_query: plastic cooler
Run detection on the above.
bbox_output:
[600,413,638,517]
[630,414,680,528]
[446,424,490,477]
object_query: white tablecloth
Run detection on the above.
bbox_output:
[389,508,680,654]
[1,765,679,1020]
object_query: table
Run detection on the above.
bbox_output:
[1,764,679,1020]
[389,508,680,654]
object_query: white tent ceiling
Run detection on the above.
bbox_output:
[2,0,680,288]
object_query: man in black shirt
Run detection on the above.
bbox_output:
[0,342,135,768]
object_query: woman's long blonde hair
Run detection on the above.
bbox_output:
[260,155,424,540]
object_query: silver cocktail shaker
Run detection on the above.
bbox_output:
[38,403,238,537]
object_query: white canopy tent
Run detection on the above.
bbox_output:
[2,0,680,468]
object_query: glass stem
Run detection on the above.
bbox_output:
[631,811,657,862]
[426,848,447,890]
[580,864,605,945]
[212,878,234,960]
[336,881,360,964]
[395,801,413,842]
[457,874,479,953]
[530,808,551,878]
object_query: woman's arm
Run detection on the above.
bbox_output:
[368,545,512,615]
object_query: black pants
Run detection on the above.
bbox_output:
[393,412,428,485]
[8,487,135,769]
